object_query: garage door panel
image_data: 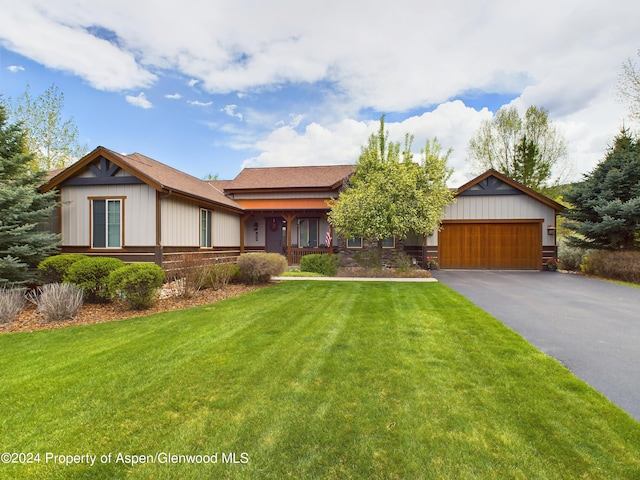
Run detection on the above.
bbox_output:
[439,222,540,270]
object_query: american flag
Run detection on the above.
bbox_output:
[325,230,332,247]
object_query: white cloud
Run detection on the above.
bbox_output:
[242,101,490,186]
[165,93,182,99]
[1,0,638,179]
[222,104,243,120]
[7,65,25,73]
[126,92,153,109]
[188,100,213,107]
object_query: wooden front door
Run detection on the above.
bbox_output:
[439,221,541,270]
[265,217,285,254]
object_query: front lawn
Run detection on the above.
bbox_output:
[1,282,639,479]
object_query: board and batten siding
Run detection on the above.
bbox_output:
[213,210,241,246]
[161,196,241,247]
[60,184,156,246]
[426,194,557,247]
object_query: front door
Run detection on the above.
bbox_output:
[266,217,285,254]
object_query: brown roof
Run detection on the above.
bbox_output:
[43,146,243,212]
[224,165,355,191]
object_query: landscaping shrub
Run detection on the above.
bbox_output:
[0,288,26,324]
[168,254,210,298]
[108,263,165,310]
[557,240,586,272]
[352,251,379,269]
[300,254,340,276]
[38,254,89,284]
[205,261,239,290]
[582,250,640,284]
[64,257,125,303]
[26,283,83,322]
[237,253,288,284]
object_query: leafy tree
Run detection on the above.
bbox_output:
[563,128,640,250]
[328,116,454,265]
[467,105,568,191]
[617,49,640,123]
[8,83,88,171]
[0,103,61,286]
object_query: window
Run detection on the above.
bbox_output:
[92,198,122,248]
[347,237,363,248]
[200,209,212,248]
[298,218,318,247]
[382,237,395,248]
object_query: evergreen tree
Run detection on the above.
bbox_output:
[563,129,640,250]
[0,103,61,286]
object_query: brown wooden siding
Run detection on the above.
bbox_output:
[439,221,542,270]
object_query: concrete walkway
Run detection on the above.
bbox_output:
[432,270,640,422]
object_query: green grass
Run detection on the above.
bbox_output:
[280,269,325,277]
[1,282,639,479]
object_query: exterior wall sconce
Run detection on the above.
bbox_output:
[547,225,556,235]
[253,222,259,241]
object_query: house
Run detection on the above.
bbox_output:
[41,146,563,270]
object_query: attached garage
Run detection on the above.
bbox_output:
[439,221,542,270]
[426,169,564,270]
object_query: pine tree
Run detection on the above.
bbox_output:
[0,103,61,286]
[563,129,640,250]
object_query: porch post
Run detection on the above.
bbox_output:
[240,214,250,255]
[283,213,297,265]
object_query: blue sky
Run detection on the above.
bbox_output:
[0,0,638,186]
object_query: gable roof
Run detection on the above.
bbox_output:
[223,165,355,192]
[455,169,565,212]
[42,146,243,212]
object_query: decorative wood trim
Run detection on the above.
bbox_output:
[442,219,544,224]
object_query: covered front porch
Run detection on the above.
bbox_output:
[240,211,336,265]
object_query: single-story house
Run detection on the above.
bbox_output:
[41,146,563,270]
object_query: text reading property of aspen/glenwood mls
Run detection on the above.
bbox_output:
[1,451,250,467]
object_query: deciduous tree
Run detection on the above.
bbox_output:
[8,83,88,171]
[617,49,640,123]
[328,116,454,264]
[467,105,568,191]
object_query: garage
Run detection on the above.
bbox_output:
[438,221,542,270]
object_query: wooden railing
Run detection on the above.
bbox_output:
[287,247,331,265]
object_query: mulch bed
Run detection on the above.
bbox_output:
[1,284,265,334]
[2,268,433,334]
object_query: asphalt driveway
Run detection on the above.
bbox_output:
[431,270,640,422]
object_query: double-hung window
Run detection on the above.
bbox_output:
[92,198,122,249]
[200,209,212,248]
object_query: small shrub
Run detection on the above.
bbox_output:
[558,240,586,271]
[0,288,26,324]
[583,250,640,284]
[168,254,210,297]
[237,253,288,284]
[205,261,239,290]
[27,283,83,322]
[108,263,165,310]
[64,257,125,303]
[353,251,379,269]
[38,254,89,284]
[300,254,341,276]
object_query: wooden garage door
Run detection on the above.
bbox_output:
[439,222,541,270]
